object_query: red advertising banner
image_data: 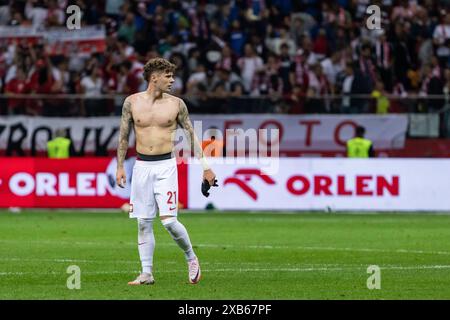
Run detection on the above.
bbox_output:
[0,158,188,209]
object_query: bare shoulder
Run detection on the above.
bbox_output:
[163,93,186,109]
[125,92,143,104]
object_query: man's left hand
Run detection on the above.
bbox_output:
[203,169,216,186]
[201,169,218,197]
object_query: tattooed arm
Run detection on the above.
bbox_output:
[177,98,216,185]
[116,97,133,187]
[177,98,203,160]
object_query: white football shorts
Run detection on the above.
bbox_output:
[129,157,178,219]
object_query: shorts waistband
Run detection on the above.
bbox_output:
[137,152,173,161]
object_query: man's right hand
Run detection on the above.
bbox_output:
[116,167,126,188]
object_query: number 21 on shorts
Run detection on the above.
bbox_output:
[167,191,177,210]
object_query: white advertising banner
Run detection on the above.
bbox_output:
[189,114,408,151]
[188,158,450,211]
[0,114,407,155]
[0,25,106,55]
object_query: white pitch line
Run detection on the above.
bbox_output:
[2,265,450,277]
[0,257,367,267]
[193,243,450,256]
[1,239,450,256]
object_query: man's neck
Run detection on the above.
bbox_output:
[145,86,164,100]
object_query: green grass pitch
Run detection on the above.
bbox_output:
[1,210,450,300]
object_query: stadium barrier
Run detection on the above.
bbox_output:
[1,157,449,212]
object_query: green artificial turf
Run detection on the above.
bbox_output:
[1,210,450,299]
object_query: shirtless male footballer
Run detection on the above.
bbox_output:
[116,58,217,285]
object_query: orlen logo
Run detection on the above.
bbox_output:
[223,170,399,200]
[8,172,114,196]
[286,175,399,196]
[223,169,275,200]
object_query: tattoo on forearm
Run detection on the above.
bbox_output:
[117,99,133,167]
[177,99,204,159]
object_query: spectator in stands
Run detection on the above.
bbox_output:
[251,69,270,96]
[228,81,247,113]
[321,50,344,93]
[187,47,201,73]
[186,64,207,95]
[105,0,124,20]
[46,0,64,26]
[392,21,412,88]
[433,11,450,68]
[5,68,29,115]
[278,43,294,94]
[51,57,70,94]
[215,44,237,72]
[266,25,296,56]
[423,63,445,112]
[204,69,217,94]
[0,0,10,25]
[25,0,48,27]
[249,32,268,61]
[285,83,305,114]
[358,42,376,92]
[340,62,355,114]
[371,80,391,114]
[121,60,142,95]
[238,44,264,92]
[189,2,210,46]
[118,12,137,45]
[28,57,56,116]
[305,63,331,113]
[215,67,243,94]
[228,19,246,56]
[80,66,104,116]
[312,28,328,60]
[374,30,393,92]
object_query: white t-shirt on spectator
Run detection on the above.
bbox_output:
[307,71,322,95]
[187,71,206,86]
[238,56,264,91]
[124,45,135,58]
[321,58,343,86]
[342,75,354,107]
[433,24,450,57]
[25,3,48,27]
[68,54,87,72]
[81,76,103,96]
[117,74,127,93]
[266,38,296,56]
[52,68,70,92]
[5,64,17,84]
[0,4,10,25]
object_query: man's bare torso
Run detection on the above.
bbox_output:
[128,92,180,155]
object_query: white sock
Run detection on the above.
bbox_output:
[137,218,155,274]
[161,217,196,261]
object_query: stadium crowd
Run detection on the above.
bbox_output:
[0,0,449,116]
